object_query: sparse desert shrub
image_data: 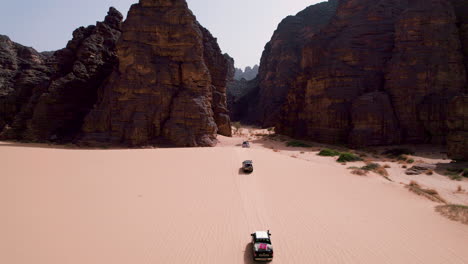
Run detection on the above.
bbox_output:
[300,151,305,154]
[426,170,434,175]
[273,149,280,153]
[383,164,391,169]
[445,170,463,181]
[407,159,415,164]
[397,154,408,161]
[286,141,312,148]
[351,169,368,176]
[337,153,363,163]
[402,165,407,169]
[463,169,468,177]
[361,163,380,171]
[407,181,446,203]
[375,167,389,177]
[357,163,389,177]
[267,127,275,132]
[450,174,463,181]
[232,122,241,134]
[383,148,415,157]
[436,205,468,225]
[456,185,465,193]
[318,148,341,157]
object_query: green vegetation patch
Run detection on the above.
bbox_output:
[361,163,380,171]
[337,152,363,163]
[286,141,312,148]
[318,148,341,157]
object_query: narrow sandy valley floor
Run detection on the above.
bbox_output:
[1,138,468,264]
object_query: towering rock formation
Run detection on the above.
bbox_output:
[2,7,123,142]
[257,0,340,126]
[243,0,467,148]
[0,36,50,132]
[82,0,231,147]
[199,25,233,137]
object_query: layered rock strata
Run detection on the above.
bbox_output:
[254,0,467,147]
[1,7,123,142]
[81,0,231,147]
[0,36,50,131]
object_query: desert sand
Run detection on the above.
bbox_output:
[1,133,468,264]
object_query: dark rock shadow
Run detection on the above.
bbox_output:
[434,161,468,176]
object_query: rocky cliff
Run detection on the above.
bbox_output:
[246,0,467,149]
[81,0,231,147]
[256,0,340,126]
[1,0,231,147]
[0,36,50,132]
[1,7,123,142]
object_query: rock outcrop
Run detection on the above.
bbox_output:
[0,36,50,131]
[81,0,231,147]
[256,0,340,126]
[447,95,468,160]
[262,0,467,147]
[1,7,123,142]
[199,25,233,137]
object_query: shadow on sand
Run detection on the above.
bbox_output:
[244,243,255,264]
[238,168,254,175]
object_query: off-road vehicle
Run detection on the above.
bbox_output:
[251,230,273,261]
[242,160,253,173]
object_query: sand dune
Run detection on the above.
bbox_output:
[1,139,468,264]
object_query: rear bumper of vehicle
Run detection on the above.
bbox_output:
[254,257,273,261]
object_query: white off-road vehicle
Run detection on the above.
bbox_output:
[251,230,273,261]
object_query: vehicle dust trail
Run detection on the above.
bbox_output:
[1,141,468,264]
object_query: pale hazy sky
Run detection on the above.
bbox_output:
[0,0,322,68]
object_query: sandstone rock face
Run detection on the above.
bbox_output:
[1,7,123,142]
[199,25,232,137]
[256,0,340,126]
[451,0,468,81]
[349,92,400,146]
[385,0,466,144]
[447,95,468,160]
[0,36,50,131]
[274,0,467,146]
[82,0,231,147]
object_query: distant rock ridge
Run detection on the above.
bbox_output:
[1,1,232,147]
[234,65,259,81]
